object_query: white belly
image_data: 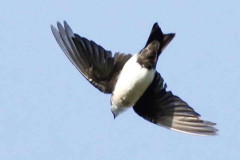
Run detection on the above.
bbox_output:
[112,54,155,108]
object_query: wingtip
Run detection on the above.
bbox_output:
[50,24,59,36]
[56,21,61,25]
[63,21,70,30]
[169,125,219,136]
[52,21,70,32]
[63,20,68,27]
[51,22,64,34]
[56,21,62,29]
[50,24,55,31]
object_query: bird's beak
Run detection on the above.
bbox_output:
[111,110,117,119]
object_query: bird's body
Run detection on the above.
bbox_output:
[111,54,155,114]
[51,21,218,136]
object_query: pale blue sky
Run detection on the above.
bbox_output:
[0,0,240,160]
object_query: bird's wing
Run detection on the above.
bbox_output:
[51,21,132,93]
[133,72,218,136]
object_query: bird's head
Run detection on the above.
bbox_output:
[111,100,126,119]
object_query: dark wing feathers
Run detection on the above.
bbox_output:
[51,21,132,93]
[52,21,217,136]
[133,72,218,136]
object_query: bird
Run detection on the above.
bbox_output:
[51,21,218,136]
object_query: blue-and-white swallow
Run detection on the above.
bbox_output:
[51,21,218,136]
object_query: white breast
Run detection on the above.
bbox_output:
[112,54,155,108]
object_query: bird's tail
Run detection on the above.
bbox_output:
[161,33,175,53]
[145,23,175,56]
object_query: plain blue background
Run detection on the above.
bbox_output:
[1,0,239,159]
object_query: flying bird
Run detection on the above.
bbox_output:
[51,21,218,136]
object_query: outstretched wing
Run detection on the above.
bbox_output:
[51,21,132,93]
[133,72,218,136]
